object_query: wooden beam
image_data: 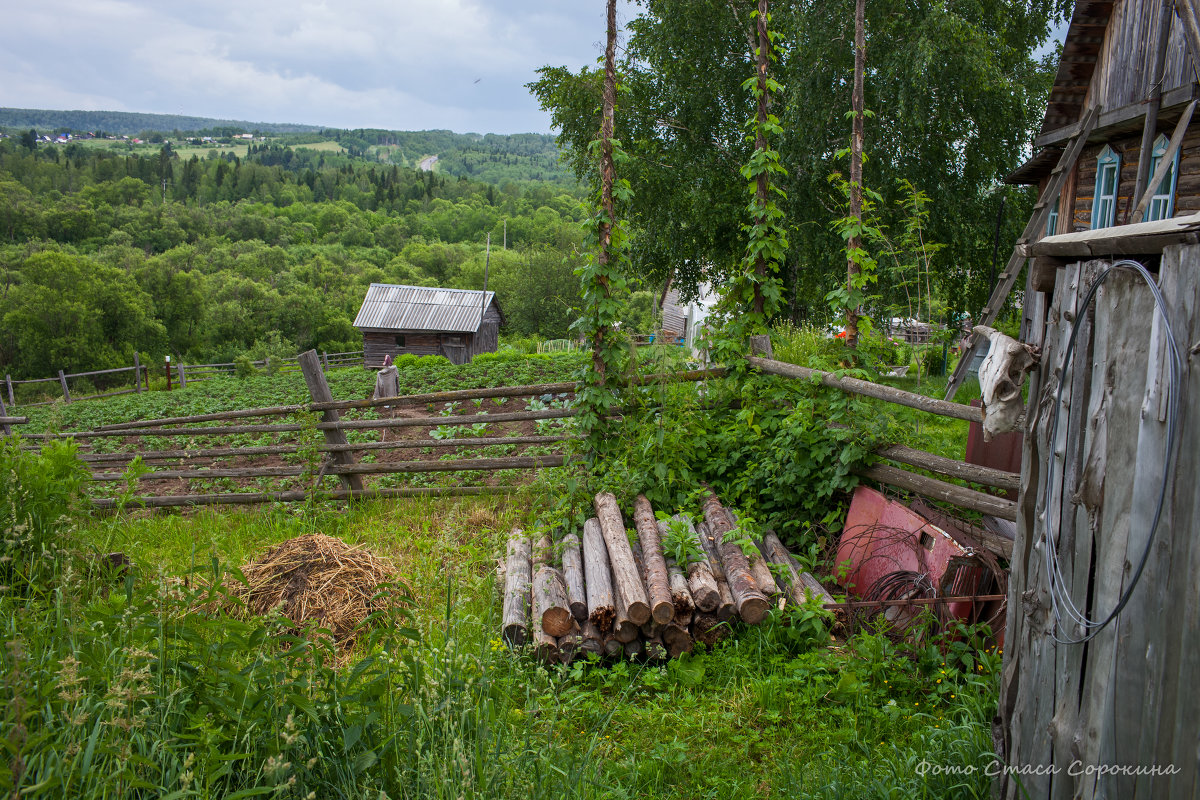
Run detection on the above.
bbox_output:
[853,463,1018,520]
[90,484,511,510]
[875,444,1021,491]
[747,356,983,423]
[1131,100,1198,224]
[1133,0,1178,205]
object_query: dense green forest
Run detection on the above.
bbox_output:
[0,136,622,381]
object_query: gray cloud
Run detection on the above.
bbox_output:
[0,0,636,133]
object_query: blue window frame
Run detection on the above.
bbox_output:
[1092,145,1120,229]
[1046,196,1059,236]
[1146,134,1180,222]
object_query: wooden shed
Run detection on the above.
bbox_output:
[353,283,504,367]
[1007,0,1200,293]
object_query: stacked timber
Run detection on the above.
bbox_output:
[499,491,836,663]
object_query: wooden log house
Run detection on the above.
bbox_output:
[352,283,504,367]
[1007,0,1200,295]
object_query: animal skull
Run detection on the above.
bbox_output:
[974,325,1039,441]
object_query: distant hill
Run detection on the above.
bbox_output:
[0,108,323,136]
[0,108,577,186]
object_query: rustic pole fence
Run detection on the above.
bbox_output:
[133,352,142,394]
[58,370,71,403]
[298,349,363,494]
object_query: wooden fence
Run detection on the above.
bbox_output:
[3,350,365,408]
[7,344,1020,559]
[998,245,1200,798]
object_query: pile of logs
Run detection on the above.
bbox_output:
[500,490,834,663]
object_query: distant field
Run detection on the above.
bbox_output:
[63,138,249,159]
[293,140,345,153]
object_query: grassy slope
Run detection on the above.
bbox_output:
[6,346,1002,798]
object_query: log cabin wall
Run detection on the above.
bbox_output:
[363,332,445,366]
[1027,0,1200,235]
[999,243,1200,799]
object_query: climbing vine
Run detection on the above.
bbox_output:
[710,3,788,370]
[572,0,632,463]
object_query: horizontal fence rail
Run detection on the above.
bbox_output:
[747,356,984,423]
[4,350,365,408]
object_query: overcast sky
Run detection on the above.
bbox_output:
[0,0,639,135]
[1,2,1067,137]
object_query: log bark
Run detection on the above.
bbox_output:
[692,612,730,648]
[534,629,559,664]
[662,549,696,623]
[559,531,588,623]
[611,569,641,643]
[501,532,532,646]
[632,495,676,624]
[759,531,835,606]
[593,492,651,625]
[580,620,604,657]
[558,620,583,664]
[662,623,693,658]
[724,509,779,596]
[532,551,573,638]
[581,517,616,632]
[703,492,769,624]
[673,514,720,612]
[645,634,667,661]
[696,521,735,621]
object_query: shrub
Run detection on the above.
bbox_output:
[0,437,89,593]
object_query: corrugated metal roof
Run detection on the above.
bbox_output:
[353,283,498,333]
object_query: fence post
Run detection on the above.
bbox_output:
[298,349,364,495]
[133,352,142,394]
[0,393,10,436]
[321,351,330,371]
[5,374,13,408]
[165,357,172,391]
[58,370,71,403]
[177,363,187,390]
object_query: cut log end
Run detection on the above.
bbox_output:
[589,606,615,634]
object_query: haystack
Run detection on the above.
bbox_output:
[236,534,406,651]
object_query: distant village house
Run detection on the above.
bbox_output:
[353,283,504,367]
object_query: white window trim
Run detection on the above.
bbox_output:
[1092,145,1120,230]
[1146,134,1180,222]
[1046,196,1060,236]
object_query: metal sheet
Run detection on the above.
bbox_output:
[352,283,499,333]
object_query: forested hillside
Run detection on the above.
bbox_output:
[0,108,323,136]
[0,138,635,380]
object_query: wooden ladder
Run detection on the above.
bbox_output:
[944,105,1101,401]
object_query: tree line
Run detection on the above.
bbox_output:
[532,0,1067,325]
[0,139,663,381]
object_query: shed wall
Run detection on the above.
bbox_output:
[999,244,1200,799]
[1085,0,1192,113]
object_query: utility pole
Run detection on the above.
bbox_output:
[481,234,491,327]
